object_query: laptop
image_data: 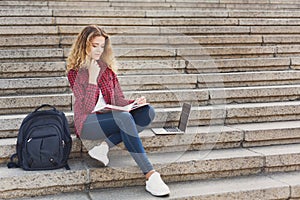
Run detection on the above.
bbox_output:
[152,103,191,135]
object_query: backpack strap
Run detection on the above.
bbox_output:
[34,104,56,112]
[65,163,71,170]
[7,153,20,169]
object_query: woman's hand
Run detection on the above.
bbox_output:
[88,59,100,85]
[135,96,147,104]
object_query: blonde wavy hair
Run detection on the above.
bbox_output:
[67,25,117,72]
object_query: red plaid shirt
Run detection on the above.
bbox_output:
[67,61,134,136]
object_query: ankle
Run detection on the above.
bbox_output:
[145,170,155,180]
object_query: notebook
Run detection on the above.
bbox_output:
[152,103,191,135]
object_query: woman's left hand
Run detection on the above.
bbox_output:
[135,96,146,104]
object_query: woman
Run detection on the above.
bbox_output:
[66,25,170,197]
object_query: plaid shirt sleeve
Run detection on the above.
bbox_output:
[68,69,99,113]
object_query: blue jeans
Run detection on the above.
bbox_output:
[81,105,155,174]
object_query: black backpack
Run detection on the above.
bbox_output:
[7,104,72,170]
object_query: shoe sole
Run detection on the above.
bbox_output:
[88,152,109,166]
[145,187,170,197]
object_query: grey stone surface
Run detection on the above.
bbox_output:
[271,171,300,198]
[0,146,265,199]
[11,173,292,200]
[0,35,60,47]
[198,70,300,88]
[0,26,58,35]
[0,77,69,95]
[225,101,300,124]
[209,85,300,104]
[56,17,153,26]
[118,74,198,91]
[91,174,289,200]
[0,9,52,16]
[145,10,228,17]
[53,10,146,17]
[0,94,72,114]
[0,17,53,25]
[0,62,66,78]
[0,49,63,60]
[231,121,300,147]
[250,144,300,171]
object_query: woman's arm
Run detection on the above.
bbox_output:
[68,69,99,113]
[112,73,135,106]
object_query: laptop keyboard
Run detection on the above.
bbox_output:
[164,127,181,132]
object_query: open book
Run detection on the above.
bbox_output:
[92,101,149,113]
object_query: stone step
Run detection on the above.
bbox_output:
[1,57,292,78]
[0,16,53,25]
[186,57,292,73]
[231,120,300,147]
[0,1,47,7]
[2,1,300,11]
[2,143,300,199]
[1,27,300,49]
[2,5,300,18]
[67,9,300,19]
[3,101,300,137]
[0,61,66,78]
[0,125,243,164]
[1,25,298,37]
[126,85,300,105]
[0,146,261,198]
[2,46,291,62]
[3,3,300,12]
[119,74,198,91]
[118,57,291,75]
[226,3,300,10]
[0,25,58,35]
[0,57,292,79]
[2,16,297,27]
[58,25,251,35]
[0,77,70,95]
[4,120,300,165]
[49,1,223,10]
[121,70,300,90]
[0,93,72,115]
[0,48,63,62]
[3,85,300,114]
[21,171,300,200]
[209,84,300,104]
[75,35,264,47]
[86,46,300,60]
[54,17,239,26]
[51,9,300,18]
[107,46,277,60]
[0,0,216,8]
[3,71,299,96]
[0,74,197,96]
[199,70,300,88]
[1,35,60,48]
[0,8,52,16]
[2,35,265,48]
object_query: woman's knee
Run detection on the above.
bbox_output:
[147,105,155,121]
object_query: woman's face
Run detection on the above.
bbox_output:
[89,36,105,60]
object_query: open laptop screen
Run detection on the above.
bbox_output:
[178,103,191,132]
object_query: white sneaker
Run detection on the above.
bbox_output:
[146,172,170,197]
[88,142,109,166]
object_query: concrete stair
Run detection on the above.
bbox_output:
[13,171,300,200]
[2,0,300,199]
